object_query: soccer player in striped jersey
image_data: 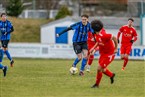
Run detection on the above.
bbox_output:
[117,18,138,70]
[0,13,14,67]
[56,14,92,76]
[90,19,118,88]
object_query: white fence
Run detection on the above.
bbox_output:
[8,43,145,60]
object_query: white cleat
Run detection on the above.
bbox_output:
[86,65,91,73]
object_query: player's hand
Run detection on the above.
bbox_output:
[117,39,119,43]
[89,48,94,53]
[130,40,134,43]
[56,34,59,37]
[114,48,118,54]
[90,49,96,55]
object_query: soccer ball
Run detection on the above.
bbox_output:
[69,67,78,75]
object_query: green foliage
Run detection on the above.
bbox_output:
[55,6,71,20]
[6,0,24,17]
[0,59,144,97]
[8,17,52,43]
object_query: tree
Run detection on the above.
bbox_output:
[55,5,71,20]
[6,0,24,17]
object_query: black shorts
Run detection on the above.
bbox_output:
[1,40,9,48]
[73,42,88,54]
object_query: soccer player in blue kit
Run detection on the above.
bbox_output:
[0,48,7,77]
[0,13,14,67]
[56,14,92,76]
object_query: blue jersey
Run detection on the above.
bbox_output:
[70,21,92,43]
[0,20,13,40]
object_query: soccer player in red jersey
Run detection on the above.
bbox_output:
[90,20,118,88]
[117,18,138,70]
[86,29,106,72]
[86,31,98,72]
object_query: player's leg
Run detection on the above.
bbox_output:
[79,43,88,76]
[91,65,103,88]
[101,54,115,84]
[0,49,7,77]
[79,49,88,76]
[2,40,14,67]
[91,55,105,88]
[86,54,94,72]
[122,46,131,70]
[120,45,126,70]
[122,54,129,70]
[72,43,82,67]
[86,44,95,72]
[121,54,125,59]
[120,45,125,59]
[0,63,7,77]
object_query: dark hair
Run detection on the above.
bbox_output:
[91,20,103,32]
[128,18,134,22]
[1,13,6,17]
[81,14,89,18]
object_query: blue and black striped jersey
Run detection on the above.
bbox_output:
[0,20,14,40]
[71,21,92,43]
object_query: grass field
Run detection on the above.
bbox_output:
[0,58,144,97]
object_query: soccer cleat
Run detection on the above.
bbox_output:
[91,83,99,88]
[122,67,125,71]
[79,71,84,76]
[86,68,90,73]
[110,73,115,84]
[10,60,14,67]
[3,66,8,77]
[86,65,90,73]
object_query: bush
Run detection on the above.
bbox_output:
[55,6,71,20]
[6,0,24,17]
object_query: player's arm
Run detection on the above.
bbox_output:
[10,25,14,33]
[56,22,80,37]
[112,36,118,53]
[130,30,138,43]
[56,27,72,37]
[117,32,121,43]
[89,42,98,53]
[117,27,123,43]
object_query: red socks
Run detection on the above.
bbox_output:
[103,69,113,77]
[123,57,128,68]
[96,69,113,86]
[96,72,103,86]
[88,55,94,65]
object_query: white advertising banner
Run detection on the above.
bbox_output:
[8,43,145,60]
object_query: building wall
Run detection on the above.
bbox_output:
[41,20,75,44]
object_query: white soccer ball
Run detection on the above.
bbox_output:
[69,67,78,75]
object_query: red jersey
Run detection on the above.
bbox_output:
[87,28,106,51]
[87,28,106,44]
[95,30,115,55]
[87,31,96,45]
[117,25,137,46]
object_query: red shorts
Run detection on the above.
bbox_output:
[99,54,115,69]
[120,45,132,55]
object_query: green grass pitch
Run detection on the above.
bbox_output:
[0,58,144,97]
